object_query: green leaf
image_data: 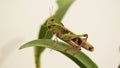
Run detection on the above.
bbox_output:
[20,39,98,68]
[118,64,120,68]
[53,0,75,20]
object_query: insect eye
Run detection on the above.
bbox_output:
[51,18,54,21]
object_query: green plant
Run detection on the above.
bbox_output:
[20,0,98,68]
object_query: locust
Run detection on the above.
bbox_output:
[46,17,94,55]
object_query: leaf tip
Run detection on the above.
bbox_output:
[19,45,24,50]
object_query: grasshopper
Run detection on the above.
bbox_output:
[46,17,94,55]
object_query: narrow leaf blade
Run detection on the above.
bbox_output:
[20,39,98,68]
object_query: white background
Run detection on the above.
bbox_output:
[0,0,120,68]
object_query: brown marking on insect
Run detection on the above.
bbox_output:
[50,18,54,21]
[72,38,82,45]
[59,27,70,34]
[48,25,55,29]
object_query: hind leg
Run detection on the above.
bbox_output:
[73,45,81,56]
[64,45,76,52]
[72,34,88,56]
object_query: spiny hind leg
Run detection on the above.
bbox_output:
[61,33,88,40]
[77,34,88,47]
[72,34,88,56]
[80,34,88,46]
[73,45,81,56]
[64,40,77,52]
[65,45,81,56]
[64,45,76,52]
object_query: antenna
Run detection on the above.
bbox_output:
[49,0,54,17]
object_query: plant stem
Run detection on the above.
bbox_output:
[34,47,44,68]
